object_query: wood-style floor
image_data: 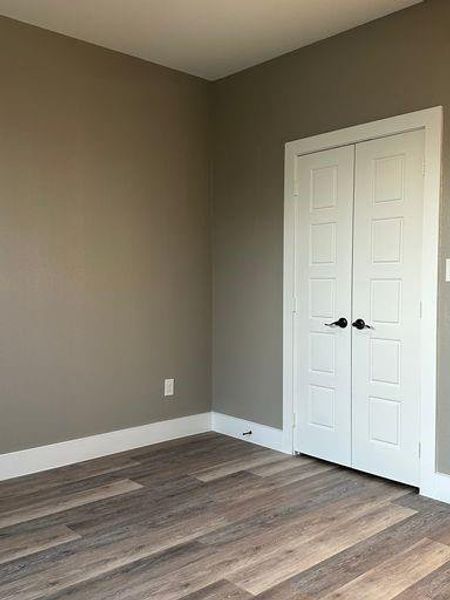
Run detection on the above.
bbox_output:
[1,433,450,599]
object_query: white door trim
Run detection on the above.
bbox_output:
[283,107,444,499]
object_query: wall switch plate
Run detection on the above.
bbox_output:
[164,378,175,397]
[446,259,450,282]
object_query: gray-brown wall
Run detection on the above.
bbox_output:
[211,0,450,472]
[2,0,450,472]
[0,16,211,453]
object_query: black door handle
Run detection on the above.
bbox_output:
[352,318,374,330]
[325,317,348,329]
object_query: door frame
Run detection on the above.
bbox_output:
[283,107,444,500]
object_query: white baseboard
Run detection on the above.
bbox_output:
[421,472,450,504]
[0,411,289,482]
[0,412,211,481]
[3,408,449,503]
[211,411,290,454]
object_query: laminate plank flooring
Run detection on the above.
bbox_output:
[321,538,450,599]
[0,432,449,599]
[0,525,81,566]
[0,479,143,529]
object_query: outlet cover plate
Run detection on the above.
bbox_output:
[164,378,174,397]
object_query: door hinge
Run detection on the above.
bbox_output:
[418,442,421,458]
[422,160,426,177]
[292,412,297,429]
[419,301,423,319]
[293,162,300,196]
[293,296,298,314]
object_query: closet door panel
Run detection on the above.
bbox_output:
[352,130,424,486]
[295,146,354,466]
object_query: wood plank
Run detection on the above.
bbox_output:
[112,491,412,600]
[199,483,408,551]
[254,508,450,599]
[248,455,316,476]
[0,525,81,565]
[123,443,262,486]
[427,519,450,546]
[393,560,450,599]
[393,491,450,513]
[0,479,143,529]
[182,581,252,599]
[0,456,141,501]
[262,461,338,484]
[192,452,282,482]
[229,503,415,595]
[67,471,263,539]
[322,538,450,599]
[128,432,240,461]
[0,472,131,515]
[206,470,407,542]
[32,542,210,600]
[40,559,251,600]
[0,536,210,600]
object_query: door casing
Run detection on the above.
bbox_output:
[283,107,443,499]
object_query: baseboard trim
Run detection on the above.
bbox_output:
[3,409,448,502]
[0,411,289,482]
[421,472,450,504]
[0,412,212,481]
[211,411,289,454]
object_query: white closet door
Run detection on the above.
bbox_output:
[352,130,424,486]
[296,146,354,466]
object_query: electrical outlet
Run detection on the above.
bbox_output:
[164,378,174,397]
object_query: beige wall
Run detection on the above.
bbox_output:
[0,16,211,453]
[211,0,450,473]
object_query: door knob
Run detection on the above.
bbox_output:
[325,317,348,329]
[352,318,374,330]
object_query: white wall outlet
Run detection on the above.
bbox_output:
[446,259,450,282]
[164,378,175,397]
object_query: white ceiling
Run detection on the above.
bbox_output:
[0,0,423,80]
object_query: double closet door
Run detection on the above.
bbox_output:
[295,130,424,486]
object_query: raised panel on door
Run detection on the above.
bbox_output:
[352,130,424,486]
[295,146,354,466]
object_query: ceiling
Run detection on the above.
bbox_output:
[0,0,423,80]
